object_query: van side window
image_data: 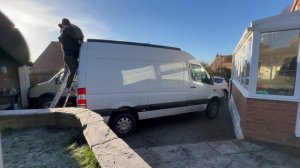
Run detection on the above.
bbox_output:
[190,64,210,84]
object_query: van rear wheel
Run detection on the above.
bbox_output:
[110,113,136,137]
[38,95,54,109]
[205,101,220,119]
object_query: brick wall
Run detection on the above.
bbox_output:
[231,83,300,147]
[29,69,58,85]
[211,55,232,71]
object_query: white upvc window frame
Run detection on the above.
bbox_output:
[232,12,300,138]
[232,32,253,97]
[233,28,300,102]
[250,28,300,102]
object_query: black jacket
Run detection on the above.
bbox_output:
[58,26,80,57]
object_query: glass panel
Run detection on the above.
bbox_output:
[190,64,208,83]
[214,77,223,83]
[257,30,299,96]
[245,37,252,89]
[232,35,252,90]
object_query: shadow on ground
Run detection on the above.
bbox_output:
[123,102,235,149]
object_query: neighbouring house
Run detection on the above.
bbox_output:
[210,54,232,79]
[0,12,31,109]
[30,41,64,85]
[211,54,232,71]
[230,10,300,147]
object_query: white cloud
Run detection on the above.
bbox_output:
[0,0,111,61]
[0,1,60,31]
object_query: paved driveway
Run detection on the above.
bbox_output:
[122,102,300,168]
[124,102,235,149]
[134,140,300,168]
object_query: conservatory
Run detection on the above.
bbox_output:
[230,11,300,146]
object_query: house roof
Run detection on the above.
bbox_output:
[211,55,232,65]
[0,11,30,66]
[30,41,64,71]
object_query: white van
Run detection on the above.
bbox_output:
[28,69,77,108]
[77,39,223,137]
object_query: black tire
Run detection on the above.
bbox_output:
[109,113,137,137]
[205,101,220,120]
[38,95,54,109]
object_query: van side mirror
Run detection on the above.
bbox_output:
[210,77,214,85]
[201,76,212,85]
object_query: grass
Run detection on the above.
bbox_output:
[69,143,99,168]
[1,127,99,168]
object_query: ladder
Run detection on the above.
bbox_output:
[62,74,77,107]
[49,71,77,108]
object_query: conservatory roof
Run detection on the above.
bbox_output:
[233,10,300,54]
[251,10,300,31]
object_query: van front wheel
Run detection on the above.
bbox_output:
[205,101,220,119]
[110,113,136,137]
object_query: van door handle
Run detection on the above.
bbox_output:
[191,86,196,88]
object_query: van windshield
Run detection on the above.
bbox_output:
[214,77,223,84]
[49,69,64,81]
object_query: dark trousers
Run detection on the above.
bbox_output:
[63,55,78,88]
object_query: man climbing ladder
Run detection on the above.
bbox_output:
[50,18,84,108]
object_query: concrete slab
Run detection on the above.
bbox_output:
[254,149,289,164]
[208,140,265,155]
[167,160,210,168]
[281,157,300,167]
[146,145,187,163]
[92,138,150,168]
[134,147,162,165]
[75,111,103,126]
[228,161,249,168]
[198,155,233,168]
[228,153,263,167]
[151,162,172,168]
[259,161,280,168]
[134,140,300,168]
[180,143,219,159]
[83,121,116,147]
[135,142,219,165]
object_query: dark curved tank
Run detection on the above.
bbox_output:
[0,11,30,65]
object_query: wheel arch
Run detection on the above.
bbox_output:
[38,92,56,99]
[108,106,139,125]
[208,96,221,106]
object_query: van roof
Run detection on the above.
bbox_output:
[87,39,181,51]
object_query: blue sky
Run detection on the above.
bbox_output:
[0,0,293,63]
